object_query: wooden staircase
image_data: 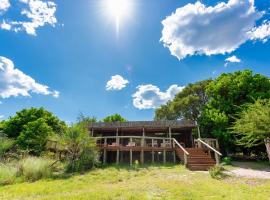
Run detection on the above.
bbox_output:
[175,147,216,171]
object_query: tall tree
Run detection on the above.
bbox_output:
[2,107,67,138]
[155,79,212,121]
[102,114,127,122]
[200,70,270,152]
[231,99,270,161]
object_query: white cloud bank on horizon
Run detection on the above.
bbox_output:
[0,56,59,98]
[132,84,184,109]
[161,0,270,60]
[0,0,57,35]
[106,75,129,91]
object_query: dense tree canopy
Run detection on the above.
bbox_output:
[102,114,127,122]
[1,108,67,155]
[17,118,54,154]
[154,70,270,155]
[231,99,270,161]
[200,70,270,152]
[155,79,212,121]
[2,107,67,138]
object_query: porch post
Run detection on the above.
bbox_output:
[172,139,176,163]
[163,138,166,164]
[151,138,154,164]
[91,128,94,137]
[116,128,119,164]
[130,137,133,166]
[169,127,172,146]
[140,128,145,165]
[103,138,107,164]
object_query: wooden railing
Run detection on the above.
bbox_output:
[94,136,173,148]
[195,138,222,165]
[172,138,189,165]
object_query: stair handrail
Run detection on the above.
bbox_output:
[172,138,189,165]
[196,138,222,165]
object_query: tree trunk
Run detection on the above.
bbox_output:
[265,138,270,162]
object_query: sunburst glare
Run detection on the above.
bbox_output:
[101,0,135,36]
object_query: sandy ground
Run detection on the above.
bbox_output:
[226,162,270,179]
[227,168,270,179]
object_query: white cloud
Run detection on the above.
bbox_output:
[161,0,270,60]
[132,84,184,109]
[0,56,59,98]
[0,0,57,35]
[0,115,4,119]
[225,55,241,63]
[249,21,270,42]
[106,75,129,91]
[0,20,11,30]
[0,0,10,12]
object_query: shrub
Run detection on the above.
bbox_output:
[222,156,232,165]
[133,160,139,170]
[17,119,54,155]
[61,125,99,173]
[18,157,53,181]
[0,133,15,159]
[0,164,17,185]
[209,165,224,179]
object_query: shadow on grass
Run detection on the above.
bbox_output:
[50,162,181,181]
[100,162,180,170]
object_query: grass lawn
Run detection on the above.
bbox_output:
[0,164,269,200]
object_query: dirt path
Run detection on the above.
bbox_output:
[226,161,270,179]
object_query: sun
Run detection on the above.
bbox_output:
[101,0,134,34]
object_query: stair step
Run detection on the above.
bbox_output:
[175,147,216,171]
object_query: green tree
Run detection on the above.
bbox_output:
[231,99,270,161]
[155,79,212,121]
[17,119,54,155]
[102,114,127,122]
[76,112,97,127]
[200,70,270,152]
[2,107,67,138]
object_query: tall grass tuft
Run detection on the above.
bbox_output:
[0,164,17,185]
[18,157,53,182]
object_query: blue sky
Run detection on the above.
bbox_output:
[1,0,270,122]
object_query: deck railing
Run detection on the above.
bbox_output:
[94,136,173,148]
[172,138,189,165]
[195,138,222,165]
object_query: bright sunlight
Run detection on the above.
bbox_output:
[101,0,134,35]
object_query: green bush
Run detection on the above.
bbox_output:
[0,164,17,185]
[17,119,54,155]
[0,134,15,159]
[209,165,224,179]
[222,156,232,165]
[133,160,139,170]
[61,125,99,173]
[18,157,53,182]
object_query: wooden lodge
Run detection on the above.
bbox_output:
[89,120,222,170]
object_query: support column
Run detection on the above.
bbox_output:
[151,139,154,164]
[91,129,94,137]
[172,139,176,163]
[116,128,119,164]
[130,137,133,166]
[163,139,166,164]
[169,127,172,147]
[140,128,145,165]
[103,138,107,164]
